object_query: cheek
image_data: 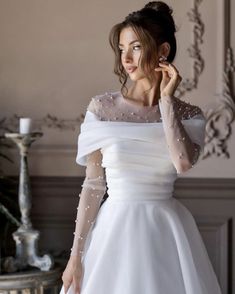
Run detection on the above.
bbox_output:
[120,54,125,66]
[134,52,141,64]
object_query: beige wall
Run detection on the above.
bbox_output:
[1,0,235,177]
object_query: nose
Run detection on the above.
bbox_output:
[122,49,133,63]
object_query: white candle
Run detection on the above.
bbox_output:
[19,118,33,134]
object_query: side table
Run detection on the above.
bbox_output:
[0,262,64,294]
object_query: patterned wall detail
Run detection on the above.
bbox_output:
[1,113,85,133]
[176,0,204,97]
[202,0,235,159]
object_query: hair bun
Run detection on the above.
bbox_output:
[144,1,176,33]
[144,1,173,15]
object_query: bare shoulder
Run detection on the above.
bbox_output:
[173,96,204,120]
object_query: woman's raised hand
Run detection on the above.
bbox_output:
[61,255,83,294]
[155,61,182,97]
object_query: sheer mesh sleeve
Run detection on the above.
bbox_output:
[70,149,107,257]
[159,95,206,174]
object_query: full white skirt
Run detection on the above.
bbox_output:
[60,196,222,294]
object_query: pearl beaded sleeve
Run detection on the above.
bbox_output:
[70,149,107,257]
[159,95,204,173]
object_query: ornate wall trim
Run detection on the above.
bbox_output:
[176,0,204,97]
[0,113,85,132]
[203,0,235,159]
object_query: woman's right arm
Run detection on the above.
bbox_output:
[62,149,106,294]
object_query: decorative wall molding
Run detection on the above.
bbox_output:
[203,0,235,159]
[1,113,85,133]
[176,0,204,97]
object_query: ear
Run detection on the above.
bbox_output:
[158,42,171,59]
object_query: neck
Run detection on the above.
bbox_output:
[127,77,161,107]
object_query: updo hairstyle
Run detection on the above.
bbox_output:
[109,1,177,95]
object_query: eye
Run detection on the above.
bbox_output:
[118,47,124,53]
[133,45,141,51]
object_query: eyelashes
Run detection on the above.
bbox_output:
[133,45,141,51]
[118,45,141,53]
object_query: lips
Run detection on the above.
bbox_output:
[125,66,137,73]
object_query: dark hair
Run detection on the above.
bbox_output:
[109,1,177,96]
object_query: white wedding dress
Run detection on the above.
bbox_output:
[60,92,222,294]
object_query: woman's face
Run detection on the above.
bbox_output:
[119,26,147,81]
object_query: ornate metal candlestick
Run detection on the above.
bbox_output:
[3,132,54,272]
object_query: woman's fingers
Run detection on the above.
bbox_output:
[155,61,181,81]
[62,275,71,293]
[155,66,173,79]
[162,69,170,80]
[73,276,81,294]
[155,64,172,76]
[160,62,178,71]
[158,61,178,70]
[168,63,179,72]
[157,62,182,81]
[157,62,178,74]
[155,61,182,96]
[63,278,80,294]
[64,284,70,294]
[154,67,167,71]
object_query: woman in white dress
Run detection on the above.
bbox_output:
[60,1,222,294]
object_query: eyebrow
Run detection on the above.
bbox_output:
[118,40,140,46]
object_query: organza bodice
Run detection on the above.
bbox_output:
[77,109,205,201]
[101,125,176,200]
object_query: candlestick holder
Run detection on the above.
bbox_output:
[3,132,54,272]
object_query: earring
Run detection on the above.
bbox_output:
[159,55,167,62]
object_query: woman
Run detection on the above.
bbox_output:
[61,2,222,294]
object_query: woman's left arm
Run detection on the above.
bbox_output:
[155,61,205,174]
[159,95,203,174]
